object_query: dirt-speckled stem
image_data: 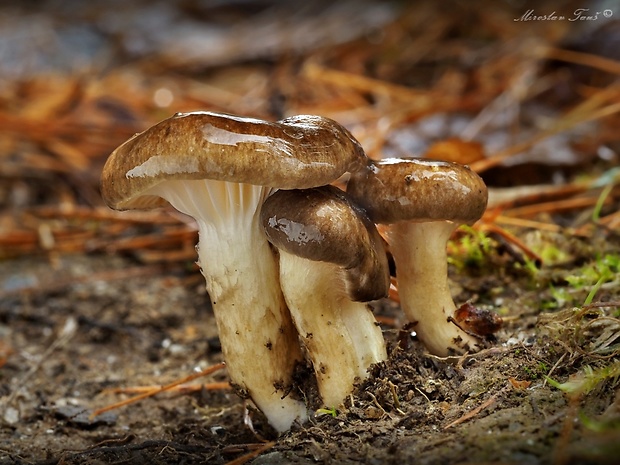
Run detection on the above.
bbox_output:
[197,220,307,431]
[146,179,307,432]
[277,252,387,407]
[389,220,481,356]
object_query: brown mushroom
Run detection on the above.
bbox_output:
[261,185,388,408]
[347,157,488,356]
[100,111,367,431]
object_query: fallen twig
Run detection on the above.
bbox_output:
[223,441,276,465]
[443,384,510,429]
[102,381,231,396]
[470,83,620,173]
[90,362,226,419]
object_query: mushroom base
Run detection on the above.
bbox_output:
[277,251,387,408]
[389,221,481,356]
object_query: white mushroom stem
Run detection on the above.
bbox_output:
[147,179,307,432]
[277,251,387,408]
[388,220,481,356]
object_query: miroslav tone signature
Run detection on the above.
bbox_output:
[514,8,614,22]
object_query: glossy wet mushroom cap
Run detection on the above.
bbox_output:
[347,158,488,225]
[261,185,390,302]
[101,111,368,210]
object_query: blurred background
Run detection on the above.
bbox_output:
[1,1,620,462]
[0,0,619,278]
[0,0,620,282]
[0,0,620,208]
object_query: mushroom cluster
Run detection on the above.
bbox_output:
[100,111,489,432]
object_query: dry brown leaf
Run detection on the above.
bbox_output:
[424,138,485,164]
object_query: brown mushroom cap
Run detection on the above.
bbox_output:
[101,112,368,211]
[260,185,389,302]
[346,158,488,225]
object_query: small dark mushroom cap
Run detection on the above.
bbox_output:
[346,158,488,224]
[261,185,390,302]
[101,111,368,211]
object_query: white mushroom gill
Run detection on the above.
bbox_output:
[388,220,481,356]
[142,179,307,432]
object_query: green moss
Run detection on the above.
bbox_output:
[448,226,494,271]
[546,362,620,397]
[522,361,550,381]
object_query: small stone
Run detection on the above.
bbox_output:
[3,406,19,424]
